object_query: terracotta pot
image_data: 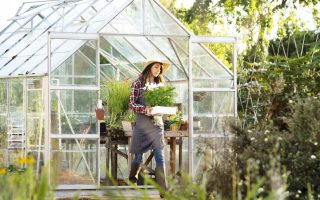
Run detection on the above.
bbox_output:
[180,122,188,130]
[95,108,105,120]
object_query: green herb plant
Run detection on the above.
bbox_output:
[101,80,131,128]
[144,85,175,107]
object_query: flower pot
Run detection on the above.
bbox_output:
[180,122,188,130]
[170,124,179,131]
[95,108,105,120]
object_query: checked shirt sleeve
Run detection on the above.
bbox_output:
[129,79,147,114]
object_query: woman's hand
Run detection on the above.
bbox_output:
[146,107,153,116]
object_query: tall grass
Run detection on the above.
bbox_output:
[0,157,53,200]
[101,80,131,128]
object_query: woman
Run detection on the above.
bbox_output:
[128,59,170,191]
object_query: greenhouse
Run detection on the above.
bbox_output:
[0,0,237,189]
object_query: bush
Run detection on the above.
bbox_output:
[231,97,320,199]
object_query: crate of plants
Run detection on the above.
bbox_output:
[144,82,177,115]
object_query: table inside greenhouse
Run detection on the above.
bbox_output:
[102,130,188,182]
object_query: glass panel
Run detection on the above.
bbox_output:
[125,36,164,60]
[28,60,47,75]
[51,40,97,86]
[144,0,188,36]
[0,79,7,112]
[27,115,44,151]
[101,0,143,34]
[193,91,234,135]
[0,80,7,151]
[8,79,25,152]
[100,64,117,80]
[26,78,44,155]
[51,0,100,32]
[81,0,130,34]
[192,43,232,78]
[50,90,97,135]
[193,79,234,88]
[51,138,98,185]
[9,79,24,113]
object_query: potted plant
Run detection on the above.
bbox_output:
[144,83,177,115]
[101,80,131,140]
[168,111,183,131]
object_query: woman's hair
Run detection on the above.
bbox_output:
[141,62,164,85]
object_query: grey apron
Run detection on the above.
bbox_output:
[130,91,164,154]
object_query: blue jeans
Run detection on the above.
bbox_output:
[132,148,165,168]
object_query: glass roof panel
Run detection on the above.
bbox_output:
[29,60,47,74]
[0,1,97,76]
[101,36,145,63]
[144,0,188,36]
[147,36,188,78]
[13,1,61,20]
[0,18,31,44]
[125,36,163,59]
[75,0,132,34]
[51,0,100,32]
[101,0,143,34]
[1,35,47,76]
[0,32,27,56]
[100,39,140,77]
[9,47,47,76]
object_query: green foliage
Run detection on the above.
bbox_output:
[239,31,320,127]
[0,165,53,200]
[101,80,131,128]
[231,97,320,199]
[144,85,176,107]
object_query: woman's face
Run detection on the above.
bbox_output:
[150,62,162,77]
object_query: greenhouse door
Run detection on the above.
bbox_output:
[46,33,100,188]
[188,36,237,178]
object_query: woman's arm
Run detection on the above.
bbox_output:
[129,80,147,114]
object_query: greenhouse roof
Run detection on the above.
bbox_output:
[0,0,232,79]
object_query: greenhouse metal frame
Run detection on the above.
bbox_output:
[0,0,237,189]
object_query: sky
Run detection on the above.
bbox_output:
[0,0,40,30]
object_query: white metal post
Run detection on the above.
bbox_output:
[96,37,101,185]
[44,32,51,173]
[24,78,27,159]
[233,41,237,118]
[188,37,194,176]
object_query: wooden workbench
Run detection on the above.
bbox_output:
[102,130,188,182]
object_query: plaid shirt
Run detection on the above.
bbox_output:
[129,76,147,114]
